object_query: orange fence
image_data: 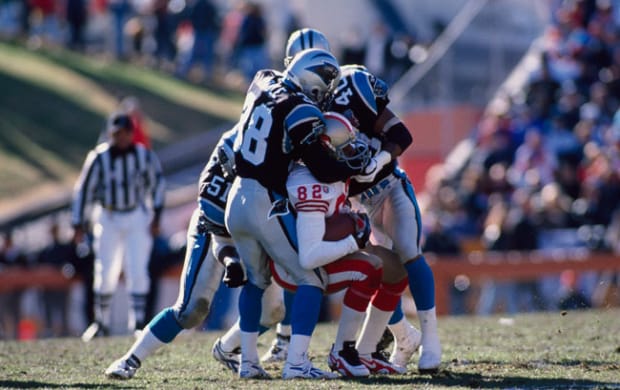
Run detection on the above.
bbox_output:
[1,250,618,316]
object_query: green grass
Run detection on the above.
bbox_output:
[1,309,619,389]
[0,41,243,209]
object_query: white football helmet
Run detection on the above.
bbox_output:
[284,48,340,109]
[321,111,371,170]
[284,28,331,66]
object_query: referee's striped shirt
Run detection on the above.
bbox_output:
[71,142,165,227]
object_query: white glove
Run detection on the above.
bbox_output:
[353,150,392,183]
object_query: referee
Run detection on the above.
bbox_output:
[72,112,166,341]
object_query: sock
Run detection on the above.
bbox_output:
[240,330,259,362]
[290,285,322,336]
[276,322,291,337]
[388,299,404,325]
[405,256,436,311]
[238,283,264,332]
[238,283,264,363]
[287,334,311,365]
[128,326,166,363]
[356,304,393,356]
[220,320,241,352]
[281,289,295,327]
[149,307,183,343]
[334,304,364,352]
[130,293,148,331]
[417,307,440,347]
[388,316,414,346]
[94,293,112,330]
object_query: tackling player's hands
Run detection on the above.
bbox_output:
[350,212,371,249]
[353,150,392,183]
[223,257,247,288]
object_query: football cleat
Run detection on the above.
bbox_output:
[418,340,442,374]
[239,360,271,379]
[211,338,241,374]
[359,351,407,375]
[282,354,339,379]
[327,341,370,377]
[390,323,422,368]
[104,355,141,379]
[81,321,109,342]
[261,333,290,363]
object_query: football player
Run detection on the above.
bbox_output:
[283,28,442,374]
[224,48,380,379]
[214,112,411,378]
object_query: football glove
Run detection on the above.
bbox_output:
[354,150,392,183]
[222,257,247,288]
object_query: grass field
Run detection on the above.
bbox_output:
[1,308,619,389]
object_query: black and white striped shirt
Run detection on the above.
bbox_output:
[71,142,165,226]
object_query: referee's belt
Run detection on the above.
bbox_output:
[103,205,137,213]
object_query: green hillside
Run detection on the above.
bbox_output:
[0,42,244,220]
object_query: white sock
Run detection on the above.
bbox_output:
[286,334,311,365]
[334,305,365,352]
[220,320,241,352]
[417,307,439,347]
[356,305,393,356]
[388,317,414,345]
[127,327,165,363]
[276,323,291,337]
[240,330,259,362]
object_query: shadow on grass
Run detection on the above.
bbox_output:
[0,380,135,389]
[348,369,620,389]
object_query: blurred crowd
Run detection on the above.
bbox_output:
[0,0,421,89]
[0,221,187,340]
[419,0,620,315]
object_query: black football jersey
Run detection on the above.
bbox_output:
[329,66,397,196]
[234,70,358,194]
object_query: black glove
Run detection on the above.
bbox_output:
[223,257,247,288]
[350,212,371,249]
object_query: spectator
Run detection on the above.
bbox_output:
[235,1,268,85]
[37,222,76,337]
[108,0,132,60]
[152,0,177,69]
[119,96,151,149]
[340,26,366,66]
[0,230,28,339]
[176,0,220,82]
[65,0,87,51]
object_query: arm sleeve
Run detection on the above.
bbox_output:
[297,211,359,270]
[382,120,413,153]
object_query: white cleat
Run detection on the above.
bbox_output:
[261,334,289,363]
[359,352,407,375]
[211,338,241,374]
[418,337,442,373]
[239,360,271,379]
[282,354,339,379]
[327,342,369,377]
[390,323,422,369]
[104,356,140,380]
